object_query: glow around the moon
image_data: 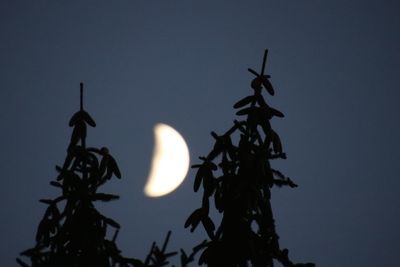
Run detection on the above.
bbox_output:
[144,123,190,197]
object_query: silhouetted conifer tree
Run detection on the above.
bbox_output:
[16,83,199,267]
[185,50,314,267]
[16,83,144,267]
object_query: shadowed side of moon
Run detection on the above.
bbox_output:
[144,123,190,197]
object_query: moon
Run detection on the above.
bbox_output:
[144,123,190,197]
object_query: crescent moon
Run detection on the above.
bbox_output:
[144,123,190,197]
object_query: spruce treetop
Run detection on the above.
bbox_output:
[185,50,314,267]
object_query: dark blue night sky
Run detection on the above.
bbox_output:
[1,1,400,266]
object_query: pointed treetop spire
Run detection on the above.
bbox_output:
[247,49,275,96]
[80,82,84,111]
[261,49,268,76]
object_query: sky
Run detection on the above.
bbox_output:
[1,0,400,266]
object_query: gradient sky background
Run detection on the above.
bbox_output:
[1,1,400,266]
